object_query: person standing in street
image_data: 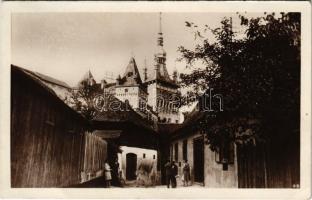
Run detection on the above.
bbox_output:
[104,161,112,188]
[171,161,178,188]
[164,160,172,188]
[182,160,191,186]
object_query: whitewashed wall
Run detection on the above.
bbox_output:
[171,131,238,188]
[118,146,158,180]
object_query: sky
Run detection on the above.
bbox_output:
[11,12,263,87]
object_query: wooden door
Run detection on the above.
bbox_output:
[126,153,137,180]
[193,137,204,184]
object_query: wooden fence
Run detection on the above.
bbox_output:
[11,66,107,187]
[82,133,107,182]
[237,133,300,188]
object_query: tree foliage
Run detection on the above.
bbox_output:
[66,81,101,121]
[178,13,300,149]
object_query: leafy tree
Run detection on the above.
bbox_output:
[178,12,300,150]
[66,80,102,121]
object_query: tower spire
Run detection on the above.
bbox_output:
[157,12,164,47]
[159,12,162,33]
[143,58,148,81]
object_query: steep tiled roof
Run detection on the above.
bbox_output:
[158,65,170,82]
[117,57,142,86]
[12,65,72,100]
[11,65,86,121]
[32,71,71,89]
[144,66,179,88]
[92,95,156,132]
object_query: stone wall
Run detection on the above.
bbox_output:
[115,86,140,108]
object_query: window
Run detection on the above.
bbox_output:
[223,163,228,171]
[176,120,179,124]
[174,143,179,161]
[215,141,235,169]
[183,140,188,161]
[168,118,171,123]
[143,153,146,158]
[153,155,156,159]
[125,88,128,93]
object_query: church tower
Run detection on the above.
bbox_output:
[145,13,180,124]
[115,57,148,111]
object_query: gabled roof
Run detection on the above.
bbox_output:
[32,71,71,89]
[117,57,142,87]
[14,65,71,89]
[11,65,86,121]
[12,65,73,101]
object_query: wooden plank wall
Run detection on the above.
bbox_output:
[82,133,107,177]
[11,69,106,187]
[237,134,300,188]
[237,144,267,188]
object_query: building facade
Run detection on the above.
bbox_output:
[118,146,159,185]
[115,57,148,112]
[144,13,180,124]
[170,130,238,188]
[165,106,238,187]
[81,13,181,124]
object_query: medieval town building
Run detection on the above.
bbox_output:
[10,13,299,189]
[115,58,148,113]
[144,13,180,124]
[168,108,238,188]
[86,13,181,125]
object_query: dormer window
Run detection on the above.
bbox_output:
[127,72,133,77]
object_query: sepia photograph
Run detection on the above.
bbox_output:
[0,1,311,199]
